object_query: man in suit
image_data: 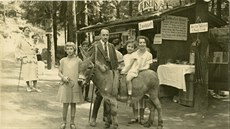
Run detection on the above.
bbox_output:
[89,28,118,128]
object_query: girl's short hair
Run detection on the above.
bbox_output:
[125,40,137,49]
[65,42,76,51]
[137,36,150,46]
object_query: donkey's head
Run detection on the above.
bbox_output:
[79,57,95,85]
[78,45,110,85]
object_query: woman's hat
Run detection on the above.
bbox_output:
[19,26,31,32]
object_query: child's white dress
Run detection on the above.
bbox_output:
[122,53,132,74]
[127,50,153,78]
[57,56,84,103]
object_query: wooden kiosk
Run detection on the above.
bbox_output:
[77,0,227,112]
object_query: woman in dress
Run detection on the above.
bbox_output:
[15,26,40,92]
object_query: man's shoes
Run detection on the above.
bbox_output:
[26,87,32,92]
[90,119,96,127]
[128,118,138,124]
[139,118,145,125]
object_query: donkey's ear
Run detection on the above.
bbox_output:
[79,46,87,60]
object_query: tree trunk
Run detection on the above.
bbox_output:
[116,3,120,19]
[129,1,133,16]
[194,0,209,114]
[53,1,58,64]
[67,1,76,43]
[3,4,6,23]
[217,0,222,18]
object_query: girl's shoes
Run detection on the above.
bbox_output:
[26,87,32,92]
[70,123,76,129]
[59,123,66,129]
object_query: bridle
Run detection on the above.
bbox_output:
[79,44,99,84]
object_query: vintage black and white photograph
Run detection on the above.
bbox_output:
[0,0,229,129]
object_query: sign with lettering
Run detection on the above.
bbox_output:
[138,0,195,13]
[153,34,162,44]
[138,20,154,30]
[161,15,188,40]
[190,22,208,33]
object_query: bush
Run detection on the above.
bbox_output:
[41,45,66,66]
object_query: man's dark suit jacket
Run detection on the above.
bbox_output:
[89,40,118,70]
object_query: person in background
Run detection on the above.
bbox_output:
[32,34,42,61]
[57,42,84,129]
[15,26,40,92]
[118,40,127,55]
[79,40,91,102]
[32,34,45,76]
[112,38,124,71]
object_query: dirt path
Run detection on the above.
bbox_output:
[0,59,229,129]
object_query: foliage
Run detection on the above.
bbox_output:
[86,0,139,24]
[20,1,53,29]
[18,0,229,29]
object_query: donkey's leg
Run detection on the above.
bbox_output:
[150,97,163,129]
[143,98,155,127]
[110,99,119,129]
[104,99,112,128]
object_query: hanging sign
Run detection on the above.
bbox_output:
[138,20,154,31]
[153,34,162,44]
[190,22,208,33]
[161,15,188,41]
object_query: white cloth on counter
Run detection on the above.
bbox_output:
[157,63,195,91]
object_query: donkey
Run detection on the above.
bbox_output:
[79,52,163,129]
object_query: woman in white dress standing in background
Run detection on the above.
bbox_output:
[15,26,41,92]
[32,33,45,76]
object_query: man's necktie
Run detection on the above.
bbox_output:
[104,42,109,61]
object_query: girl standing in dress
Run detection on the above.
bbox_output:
[57,42,83,129]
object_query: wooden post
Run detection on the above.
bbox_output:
[45,18,54,70]
[46,32,52,70]
[53,1,58,62]
[194,0,209,114]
